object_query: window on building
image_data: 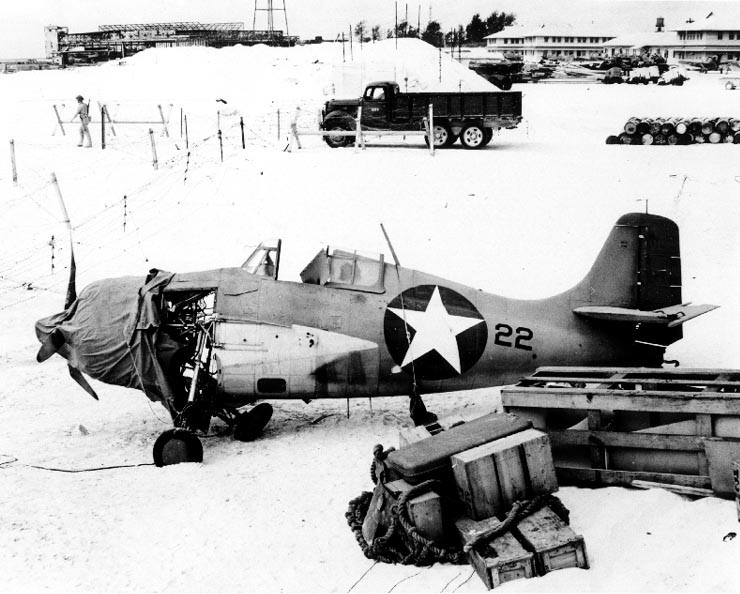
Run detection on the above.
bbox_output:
[731,33,735,40]
[719,32,724,40]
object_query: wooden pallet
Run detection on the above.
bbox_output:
[502,367,740,496]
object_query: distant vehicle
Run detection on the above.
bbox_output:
[467,59,524,90]
[320,81,522,150]
[35,213,716,465]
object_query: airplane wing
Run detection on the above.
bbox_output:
[573,303,719,328]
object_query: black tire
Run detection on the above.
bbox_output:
[323,120,354,148]
[153,428,203,467]
[459,123,486,149]
[424,122,454,148]
[480,128,494,146]
[234,402,273,441]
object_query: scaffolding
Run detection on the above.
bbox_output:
[47,21,298,65]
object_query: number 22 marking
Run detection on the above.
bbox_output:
[493,323,533,351]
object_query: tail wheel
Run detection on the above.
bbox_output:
[460,123,485,149]
[323,120,354,148]
[153,428,203,467]
[234,402,274,441]
[425,122,454,148]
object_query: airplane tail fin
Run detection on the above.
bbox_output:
[571,212,717,348]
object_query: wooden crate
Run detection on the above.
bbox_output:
[502,367,740,496]
[455,516,535,589]
[384,479,446,544]
[513,505,589,574]
[398,412,480,448]
[452,428,558,520]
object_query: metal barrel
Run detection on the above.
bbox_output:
[636,119,651,135]
[675,120,688,135]
[618,132,635,145]
[734,132,740,144]
[730,118,740,132]
[716,118,730,134]
[666,133,679,145]
[701,118,716,136]
[623,117,640,135]
[677,133,693,145]
[708,131,722,143]
[688,118,703,135]
[660,118,676,136]
[649,118,662,135]
[641,133,654,145]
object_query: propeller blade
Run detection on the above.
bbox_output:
[64,247,77,309]
[68,365,99,400]
[36,329,66,363]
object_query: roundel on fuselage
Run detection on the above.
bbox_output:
[383,285,488,380]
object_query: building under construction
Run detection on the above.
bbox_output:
[45,22,298,65]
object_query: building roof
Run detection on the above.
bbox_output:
[673,12,740,32]
[603,32,677,48]
[485,24,616,40]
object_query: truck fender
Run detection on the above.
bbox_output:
[322,110,356,129]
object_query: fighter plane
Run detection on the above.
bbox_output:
[35,212,717,465]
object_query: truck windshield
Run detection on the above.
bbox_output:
[365,87,385,100]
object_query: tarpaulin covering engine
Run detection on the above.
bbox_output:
[34,270,179,412]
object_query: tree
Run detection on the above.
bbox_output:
[485,11,516,36]
[371,25,381,41]
[354,21,367,42]
[465,13,487,44]
[421,20,444,47]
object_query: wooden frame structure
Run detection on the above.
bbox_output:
[502,367,740,496]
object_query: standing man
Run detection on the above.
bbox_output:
[73,95,92,147]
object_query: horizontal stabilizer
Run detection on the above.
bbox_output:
[574,303,718,327]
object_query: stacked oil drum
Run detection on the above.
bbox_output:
[606,117,740,145]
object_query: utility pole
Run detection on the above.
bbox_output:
[395,1,398,49]
[417,5,421,36]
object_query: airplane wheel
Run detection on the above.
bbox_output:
[234,402,273,441]
[153,428,203,467]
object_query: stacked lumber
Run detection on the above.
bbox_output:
[385,413,589,589]
[606,117,740,145]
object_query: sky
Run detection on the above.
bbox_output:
[2,0,740,59]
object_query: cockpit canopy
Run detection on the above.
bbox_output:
[300,247,385,293]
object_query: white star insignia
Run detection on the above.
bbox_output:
[388,286,484,373]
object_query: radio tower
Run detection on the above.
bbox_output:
[252,0,290,45]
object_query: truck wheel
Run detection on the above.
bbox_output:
[480,128,494,146]
[460,123,485,149]
[425,123,454,148]
[323,121,354,148]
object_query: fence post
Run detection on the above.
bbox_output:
[10,139,17,184]
[277,109,281,141]
[354,105,362,151]
[101,106,106,149]
[428,103,435,156]
[240,117,245,149]
[184,115,189,149]
[52,105,66,136]
[149,129,158,170]
[218,129,223,162]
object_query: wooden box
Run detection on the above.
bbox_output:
[452,428,559,520]
[502,367,740,496]
[384,479,446,544]
[455,516,535,589]
[398,412,479,448]
[513,505,589,574]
